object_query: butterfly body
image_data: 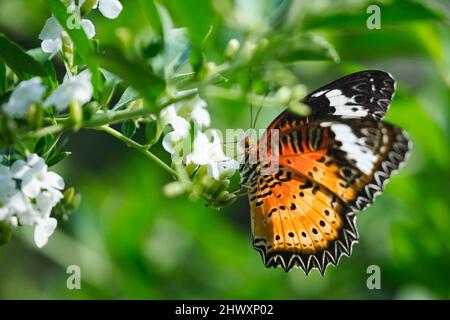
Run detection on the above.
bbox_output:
[240,70,411,274]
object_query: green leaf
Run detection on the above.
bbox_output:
[34,134,55,156]
[121,120,137,138]
[162,0,214,48]
[259,33,340,63]
[145,118,162,146]
[113,86,140,110]
[0,33,47,80]
[80,0,97,16]
[0,221,13,246]
[94,46,164,103]
[47,151,71,167]
[27,48,58,88]
[42,0,99,89]
[139,0,163,37]
[99,70,119,108]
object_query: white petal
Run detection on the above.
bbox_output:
[46,188,64,203]
[7,191,31,214]
[162,131,178,154]
[98,0,123,19]
[0,165,15,199]
[208,130,227,160]
[43,172,65,190]
[34,217,57,248]
[81,19,96,39]
[10,160,29,179]
[27,153,44,168]
[207,162,220,180]
[0,207,11,220]
[35,191,58,217]
[185,132,211,165]
[41,38,62,54]
[160,105,179,126]
[2,78,46,118]
[170,116,190,137]
[44,71,93,111]
[191,104,210,127]
[21,176,42,198]
[39,17,62,40]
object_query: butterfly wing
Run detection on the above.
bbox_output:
[248,119,411,274]
[305,70,396,121]
[267,70,396,132]
[250,169,358,274]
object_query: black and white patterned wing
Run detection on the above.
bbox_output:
[304,70,396,121]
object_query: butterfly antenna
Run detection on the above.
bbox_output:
[252,89,269,129]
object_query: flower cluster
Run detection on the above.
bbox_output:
[0,0,119,248]
[0,154,65,247]
[2,72,93,119]
[39,0,123,54]
[160,92,239,181]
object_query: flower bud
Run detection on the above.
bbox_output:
[63,187,76,205]
[289,101,311,116]
[224,38,240,60]
[211,190,236,208]
[69,100,83,130]
[27,104,43,129]
[291,84,308,101]
[275,86,292,104]
[163,181,186,198]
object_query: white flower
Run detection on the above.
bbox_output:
[190,96,210,128]
[10,154,65,201]
[39,17,63,54]
[0,155,65,248]
[2,78,46,118]
[39,13,95,54]
[160,91,211,154]
[44,70,93,111]
[95,0,123,19]
[33,191,59,248]
[0,164,17,221]
[34,216,57,248]
[0,164,16,202]
[186,131,239,180]
[160,105,191,154]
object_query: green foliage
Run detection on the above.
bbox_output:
[0,0,448,300]
[0,34,48,80]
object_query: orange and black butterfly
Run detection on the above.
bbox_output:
[240,70,411,275]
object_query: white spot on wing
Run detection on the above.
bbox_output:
[311,90,328,98]
[325,90,369,118]
[330,124,377,174]
[325,89,342,98]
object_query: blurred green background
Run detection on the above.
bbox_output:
[0,0,449,299]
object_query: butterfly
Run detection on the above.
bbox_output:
[240,70,412,275]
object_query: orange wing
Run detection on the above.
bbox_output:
[248,119,411,274]
[250,167,358,274]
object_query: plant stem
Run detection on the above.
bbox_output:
[21,91,198,140]
[96,125,178,178]
[20,123,65,139]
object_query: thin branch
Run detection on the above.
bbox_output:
[96,125,178,178]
